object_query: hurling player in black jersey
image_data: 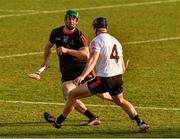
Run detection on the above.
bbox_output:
[42,9,104,126]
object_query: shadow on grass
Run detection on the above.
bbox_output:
[1,128,180,138]
[0,120,136,137]
[0,121,47,127]
[0,120,88,127]
[0,128,137,138]
[1,126,180,138]
[0,121,180,138]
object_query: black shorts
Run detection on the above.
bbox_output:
[87,74,123,96]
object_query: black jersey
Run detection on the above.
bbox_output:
[49,26,88,81]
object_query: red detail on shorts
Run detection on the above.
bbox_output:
[89,78,101,88]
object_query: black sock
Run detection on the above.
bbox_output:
[56,114,66,124]
[132,115,142,126]
[84,110,96,119]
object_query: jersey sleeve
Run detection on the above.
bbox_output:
[117,41,123,57]
[49,29,56,44]
[78,33,88,48]
[90,40,101,53]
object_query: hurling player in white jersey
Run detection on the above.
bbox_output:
[49,17,149,132]
[90,31,124,77]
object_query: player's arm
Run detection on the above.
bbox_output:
[41,41,54,67]
[29,41,53,80]
[73,51,99,86]
[56,46,89,61]
[57,33,89,61]
[67,46,89,60]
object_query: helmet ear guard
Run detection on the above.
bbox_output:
[92,17,107,31]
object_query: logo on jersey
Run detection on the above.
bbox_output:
[63,36,69,43]
[69,39,75,45]
[55,37,61,41]
[91,41,96,51]
[90,41,96,51]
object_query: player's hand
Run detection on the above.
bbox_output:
[41,62,48,69]
[73,75,85,86]
[57,47,68,55]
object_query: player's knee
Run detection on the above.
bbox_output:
[101,95,106,99]
[67,91,75,100]
[63,91,69,100]
[62,81,76,100]
[118,98,124,105]
[97,94,106,99]
[114,96,124,106]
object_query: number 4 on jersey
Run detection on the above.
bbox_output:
[110,44,119,63]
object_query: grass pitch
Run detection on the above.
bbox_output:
[0,0,180,138]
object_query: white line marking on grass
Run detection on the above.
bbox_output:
[0,100,180,111]
[123,36,180,45]
[0,12,40,19]
[0,9,36,12]
[0,36,180,59]
[0,51,44,59]
[0,0,180,19]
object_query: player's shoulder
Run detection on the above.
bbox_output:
[51,26,63,34]
[75,28,85,36]
[93,33,108,43]
[107,34,121,45]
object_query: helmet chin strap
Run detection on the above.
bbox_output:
[95,28,107,35]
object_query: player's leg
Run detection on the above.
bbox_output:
[112,93,149,132]
[63,83,93,116]
[62,81,100,125]
[53,83,94,128]
[96,92,113,102]
[62,80,88,113]
[112,93,137,117]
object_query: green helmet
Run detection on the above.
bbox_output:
[65,9,79,19]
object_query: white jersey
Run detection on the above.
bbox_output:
[90,33,124,77]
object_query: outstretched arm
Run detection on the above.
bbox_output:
[41,41,54,67]
[74,51,99,86]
